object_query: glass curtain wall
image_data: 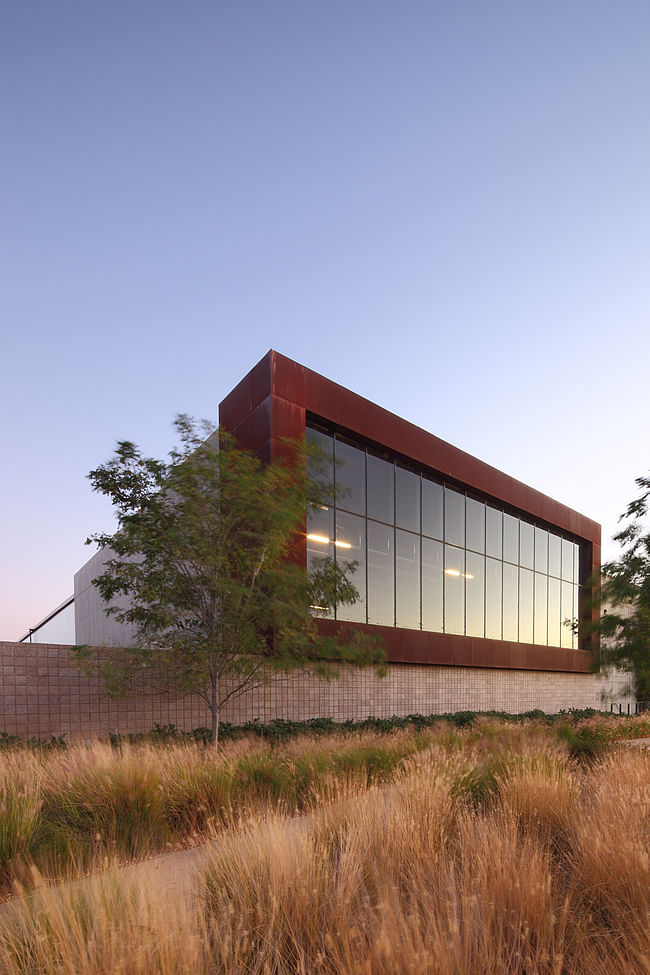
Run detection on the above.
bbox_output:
[306,426,582,649]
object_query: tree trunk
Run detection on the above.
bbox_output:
[210,675,219,747]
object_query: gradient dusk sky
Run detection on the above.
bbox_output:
[2,2,650,640]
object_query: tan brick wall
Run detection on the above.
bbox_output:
[0,640,609,740]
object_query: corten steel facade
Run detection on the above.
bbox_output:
[220,350,600,678]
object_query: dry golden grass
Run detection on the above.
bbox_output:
[0,867,206,974]
[0,720,648,973]
[201,747,650,975]
[0,728,435,892]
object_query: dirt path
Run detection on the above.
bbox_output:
[616,737,650,748]
[0,813,309,920]
[117,838,221,902]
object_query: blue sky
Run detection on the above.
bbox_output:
[2,1,650,639]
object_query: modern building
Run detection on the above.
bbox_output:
[20,349,605,717]
[221,351,599,668]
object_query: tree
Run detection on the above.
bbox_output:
[594,473,650,701]
[73,416,384,743]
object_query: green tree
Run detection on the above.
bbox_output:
[73,417,383,743]
[596,473,650,701]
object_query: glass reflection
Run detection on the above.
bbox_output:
[503,514,519,565]
[486,506,502,559]
[422,478,444,540]
[396,530,420,629]
[485,557,502,639]
[422,537,443,632]
[444,545,465,635]
[520,522,534,570]
[335,511,366,623]
[466,499,485,554]
[307,425,584,652]
[367,521,394,626]
[548,534,561,578]
[534,573,547,645]
[445,488,465,548]
[561,581,573,648]
[335,440,366,516]
[396,467,420,533]
[306,428,334,504]
[367,453,394,524]
[503,562,518,641]
[307,504,334,570]
[466,552,485,637]
[534,528,548,574]
[562,539,574,582]
[519,568,534,644]
[548,577,561,647]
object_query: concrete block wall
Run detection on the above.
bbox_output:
[0,642,210,739]
[0,640,611,741]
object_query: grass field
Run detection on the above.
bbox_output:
[0,713,648,973]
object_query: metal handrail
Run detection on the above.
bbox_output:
[610,701,650,715]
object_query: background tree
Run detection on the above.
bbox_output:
[595,473,650,702]
[73,417,384,743]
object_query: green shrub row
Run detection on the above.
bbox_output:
[2,706,644,753]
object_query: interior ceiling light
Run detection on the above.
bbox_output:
[307,533,330,544]
[335,540,352,549]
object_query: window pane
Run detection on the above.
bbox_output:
[534,528,548,575]
[422,478,444,540]
[367,521,394,626]
[445,488,465,548]
[561,581,573,648]
[367,454,394,524]
[548,577,561,647]
[562,539,574,581]
[466,552,485,638]
[306,505,334,618]
[466,499,485,554]
[396,530,420,629]
[548,534,561,578]
[520,522,534,570]
[306,428,334,503]
[444,545,465,635]
[519,568,534,644]
[307,504,334,567]
[503,514,519,565]
[396,467,420,533]
[335,512,366,623]
[574,543,580,585]
[503,562,518,641]
[573,584,580,648]
[422,538,443,632]
[486,506,502,559]
[485,557,502,640]
[335,440,365,515]
[534,573,547,645]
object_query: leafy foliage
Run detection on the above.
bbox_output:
[73,417,383,742]
[595,473,650,700]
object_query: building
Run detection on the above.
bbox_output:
[19,349,606,720]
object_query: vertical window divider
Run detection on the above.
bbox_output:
[532,528,536,643]
[419,474,423,631]
[364,449,368,624]
[463,492,467,636]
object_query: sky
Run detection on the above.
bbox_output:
[2,1,650,640]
